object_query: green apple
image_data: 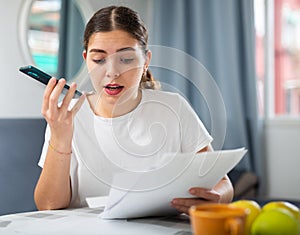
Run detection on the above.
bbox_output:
[251,207,300,235]
[263,201,300,221]
[231,200,261,235]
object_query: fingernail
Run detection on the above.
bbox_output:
[190,189,196,194]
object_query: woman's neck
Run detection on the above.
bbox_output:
[87,89,142,118]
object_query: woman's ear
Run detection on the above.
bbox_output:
[82,50,87,60]
[144,49,152,68]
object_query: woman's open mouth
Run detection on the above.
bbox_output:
[103,84,124,96]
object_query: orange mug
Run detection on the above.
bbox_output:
[189,203,248,235]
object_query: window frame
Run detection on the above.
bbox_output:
[260,0,300,119]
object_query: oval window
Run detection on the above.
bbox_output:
[27,0,85,80]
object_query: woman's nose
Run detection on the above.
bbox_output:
[105,70,120,78]
[105,59,120,78]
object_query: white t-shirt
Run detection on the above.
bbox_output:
[38,89,213,207]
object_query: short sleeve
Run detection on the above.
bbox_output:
[178,95,213,153]
[38,124,51,168]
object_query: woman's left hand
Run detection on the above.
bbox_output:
[170,187,221,214]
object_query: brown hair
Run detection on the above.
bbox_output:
[83,6,159,89]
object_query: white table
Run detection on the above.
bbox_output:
[0,207,192,235]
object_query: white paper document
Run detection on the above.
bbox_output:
[95,148,247,219]
[86,196,108,209]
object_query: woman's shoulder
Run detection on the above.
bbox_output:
[142,89,184,102]
[142,89,191,110]
[142,89,196,115]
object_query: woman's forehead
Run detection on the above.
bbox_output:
[87,30,140,53]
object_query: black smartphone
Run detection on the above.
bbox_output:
[19,65,82,98]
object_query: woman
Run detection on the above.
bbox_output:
[34,5,233,215]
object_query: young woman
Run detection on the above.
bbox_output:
[34,5,233,215]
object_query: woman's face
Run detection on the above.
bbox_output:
[83,30,151,109]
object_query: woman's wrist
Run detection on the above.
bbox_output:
[48,141,72,155]
[48,135,72,155]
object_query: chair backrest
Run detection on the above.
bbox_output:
[228,169,259,199]
[0,119,46,215]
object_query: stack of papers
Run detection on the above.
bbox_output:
[86,148,247,219]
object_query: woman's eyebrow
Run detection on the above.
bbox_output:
[89,47,136,54]
[116,47,136,52]
[89,48,106,54]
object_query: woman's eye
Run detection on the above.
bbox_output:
[93,58,106,64]
[120,57,134,64]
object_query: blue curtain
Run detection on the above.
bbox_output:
[57,0,84,80]
[148,0,263,182]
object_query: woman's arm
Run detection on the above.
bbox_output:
[34,145,72,210]
[34,78,85,210]
[213,175,234,202]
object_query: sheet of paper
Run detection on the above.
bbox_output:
[86,196,108,209]
[98,148,247,219]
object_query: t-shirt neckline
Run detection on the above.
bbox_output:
[89,89,147,123]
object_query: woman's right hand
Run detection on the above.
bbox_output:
[41,77,85,151]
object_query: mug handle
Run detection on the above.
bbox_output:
[225,218,244,235]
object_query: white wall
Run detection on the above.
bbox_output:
[265,119,300,200]
[0,0,44,118]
